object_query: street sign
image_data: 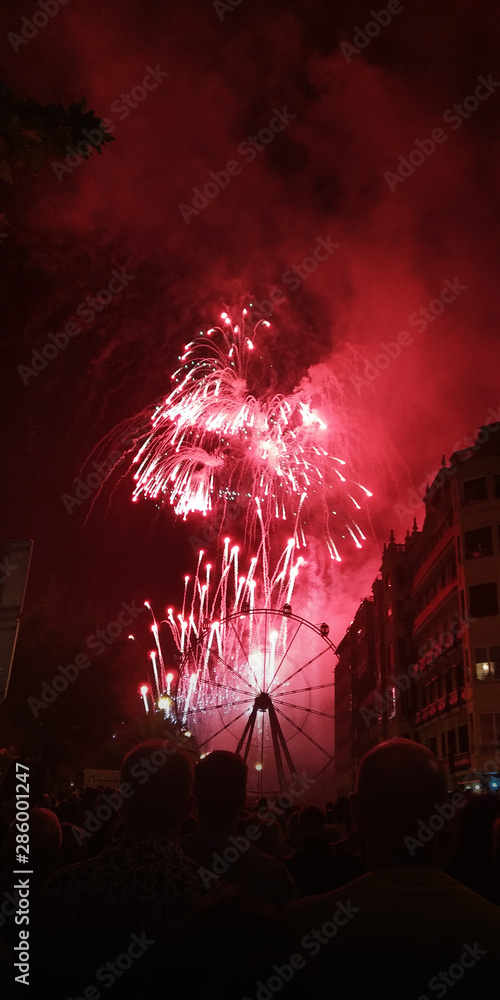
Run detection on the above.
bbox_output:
[0,539,33,702]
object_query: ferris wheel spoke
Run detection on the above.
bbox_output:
[273,699,335,720]
[277,682,335,696]
[186,697,255,713]
[212,680,257,697]
[197,706,251,749]
[202,640,258,696]
[266,621,302,691]
[274,706,334,758]
[227,617,257,686]
[270,645,332,695]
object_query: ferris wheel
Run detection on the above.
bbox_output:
[175,608,336,798]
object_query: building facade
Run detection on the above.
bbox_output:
[334,425,500,796]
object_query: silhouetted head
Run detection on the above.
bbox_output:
[299,805,326,838]
[352,738,448,868]
[120,739,194,838]
[194,751,247,825]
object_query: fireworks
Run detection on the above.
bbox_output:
[144,530,304,703]
[117,307,366,793]
[140,535,337,795]
[111,310,371,560]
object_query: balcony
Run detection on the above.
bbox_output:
[428,702,437,719]
[437,696,447,714]
[440,753,470,772]
[451,752,471,772]
[448,690,458,708]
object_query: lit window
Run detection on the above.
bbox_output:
[475,646,500,680]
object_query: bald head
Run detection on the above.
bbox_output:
[354,739,448,866]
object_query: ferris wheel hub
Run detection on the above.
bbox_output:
[255,691,272,712]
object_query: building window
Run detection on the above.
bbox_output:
[448,729,457,756]
[469,582,499,618]
[474,646,500,680]
[440,732,447,758]
[480,713,495,749]
[463,477,487,504]
[458,724,469,753]
[469,714,475,753]
[429,736,438,757]
[464,526,493,559]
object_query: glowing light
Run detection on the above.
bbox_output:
[255,763,263,771]
[158,696,169,710]
[140,684,149,714]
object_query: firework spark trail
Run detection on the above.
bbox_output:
[88,309,372,557]
[145,521,303,711]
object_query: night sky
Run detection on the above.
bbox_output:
[1,0,499,646]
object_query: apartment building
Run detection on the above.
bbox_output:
[334,424,500,796]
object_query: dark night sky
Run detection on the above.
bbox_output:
[1,0,499,644]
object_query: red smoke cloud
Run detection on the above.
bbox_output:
[1,0,499,635]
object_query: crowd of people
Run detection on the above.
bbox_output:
[0,738,499,998]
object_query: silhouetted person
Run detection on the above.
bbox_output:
[181,750,298,909]
[285,807,338,895]
[36,740,216,998]
[286,739,500,1000]
[446,793,500,903]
